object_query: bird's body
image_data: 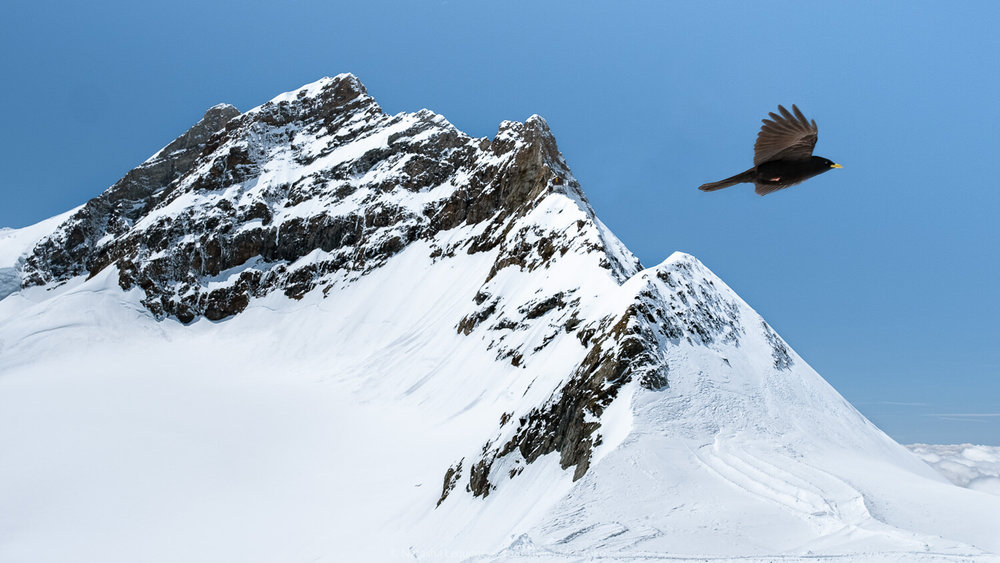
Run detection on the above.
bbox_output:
[698,105,841,196]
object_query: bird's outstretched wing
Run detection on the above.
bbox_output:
[753,104,818,165]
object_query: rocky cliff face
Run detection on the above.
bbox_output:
[22,104,241,288]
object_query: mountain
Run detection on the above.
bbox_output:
[2,74,998,562]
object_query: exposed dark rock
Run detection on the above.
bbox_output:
[457,299,498,335]
[762,321,794,370]
[22,104,240,287]
[520,292,569,320]
[437,459,463,507]
[467,457,495,498]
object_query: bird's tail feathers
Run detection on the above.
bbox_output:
[698,169,754,192]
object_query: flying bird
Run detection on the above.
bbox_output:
[698,104,841,196]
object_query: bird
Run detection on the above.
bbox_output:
[698,104,841,196]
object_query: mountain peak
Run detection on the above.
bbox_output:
[245,73,376,126]
[262,73,369,105]
[205,102,240,116]
[21,75,632,322]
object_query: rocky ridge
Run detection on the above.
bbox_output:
[445,253,784,502]
[24,74,635,322]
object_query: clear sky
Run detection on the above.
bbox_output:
[2,1,998,445]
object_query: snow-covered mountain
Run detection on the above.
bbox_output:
[2,74,998,562]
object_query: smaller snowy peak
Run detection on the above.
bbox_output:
[626,252,805,382]
[440,252,758,502]
[633,252,746,348]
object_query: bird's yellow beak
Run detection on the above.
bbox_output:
[830,163,843,169]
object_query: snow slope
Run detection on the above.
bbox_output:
[2,75,999,562]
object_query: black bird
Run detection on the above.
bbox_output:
[698,104,841,196]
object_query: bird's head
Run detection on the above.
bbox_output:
[820,158,843,169]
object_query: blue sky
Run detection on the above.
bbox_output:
[2,1,998,445]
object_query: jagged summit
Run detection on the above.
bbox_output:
[250,73,370,110]
[22,73,634,321]
[3,76,999,562]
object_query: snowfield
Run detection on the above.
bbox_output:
[2,76,999,562]
[3,236,998,562]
